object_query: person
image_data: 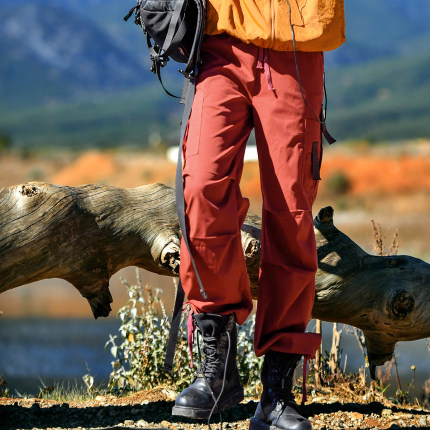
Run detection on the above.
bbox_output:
[171,1,345,429]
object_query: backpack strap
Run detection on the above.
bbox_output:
[163,278,186,373]
[163,74,208,373]
[146,35,180,98]
[174,77,207,302]
[162,0,188,54]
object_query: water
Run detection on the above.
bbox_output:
[0,318,428,398]
[0,318,121,395]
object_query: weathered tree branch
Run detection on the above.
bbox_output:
[313,206,430,376]
[1,182,429,373]
[0,182,180,318]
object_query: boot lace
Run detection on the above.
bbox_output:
[187,315,233,430]
[206,330,231,430]
[199,336,221,380]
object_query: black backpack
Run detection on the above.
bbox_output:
[125,0,206,97]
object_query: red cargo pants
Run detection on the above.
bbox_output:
[180,34,322,358]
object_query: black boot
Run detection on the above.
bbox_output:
[172,313,244,419]
[250,351,312,430]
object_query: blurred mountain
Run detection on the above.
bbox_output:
[0,1,148,109]
[325,0,430,67]
[0,0,430,146]
[327,53,430,141]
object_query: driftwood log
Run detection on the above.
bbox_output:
[1,182,429,375]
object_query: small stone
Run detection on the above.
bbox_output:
[311,396,326,402]
[420,417,427,426]
[350,412,364,420]
[160,420,171,428]
[136,420,149,427]
[162,388,177,400]
[124,420,134,426]
[398,420,406,427]
[382,409,393,417]
[405,413,414,419]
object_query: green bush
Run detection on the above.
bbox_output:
[106,270,263,395]
[0,133,12,152]
[325,170,352,195]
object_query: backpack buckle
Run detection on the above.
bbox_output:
[178,69,194,80]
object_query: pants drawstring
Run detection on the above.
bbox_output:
[301,355,308,405]
[257,47,275,91]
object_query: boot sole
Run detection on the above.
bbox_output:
[249,417,313,430]
[172,387,244,419]
[250,418,278,430]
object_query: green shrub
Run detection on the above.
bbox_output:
[106,270,263,395]
[0,375,9,397]
[0,133,12,153]
[325,170,351,195]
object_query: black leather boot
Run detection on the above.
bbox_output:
[172,313,244,419]
[250,351,312,430]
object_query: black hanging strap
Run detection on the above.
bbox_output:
[164,75,207,373]
[321,122,336,145]
[174,77,207,300]
[163,279,185,373]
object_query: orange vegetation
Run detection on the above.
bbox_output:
[239,151,430,202]
[51,151,116,186]
[321,155,430,195]
[50,151,176,188]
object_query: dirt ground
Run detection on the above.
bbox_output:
[1,383,430,430]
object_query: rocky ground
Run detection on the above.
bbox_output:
[1,384,429,430]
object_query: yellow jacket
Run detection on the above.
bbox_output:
[205,0,346,52]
